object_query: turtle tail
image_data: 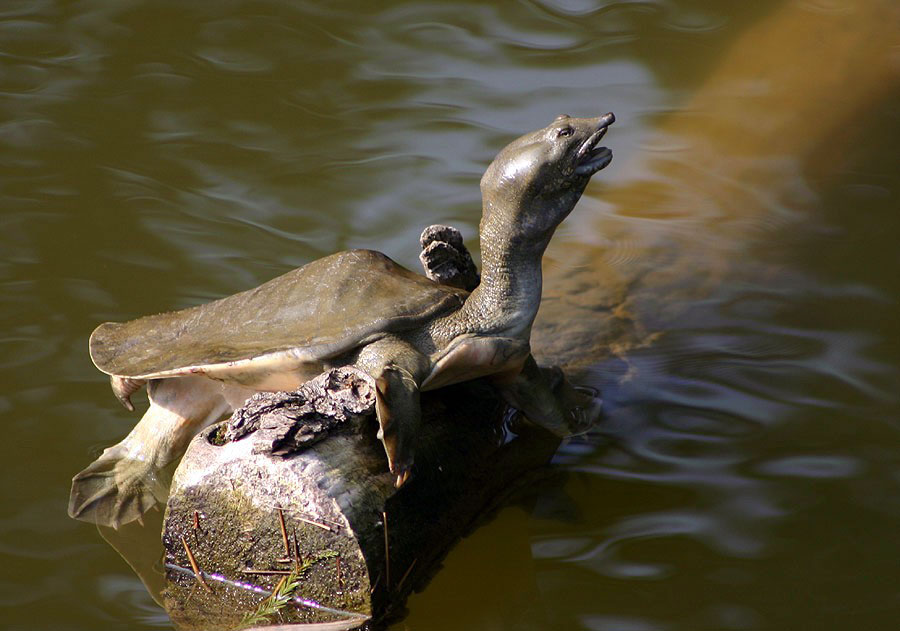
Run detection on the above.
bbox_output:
[68,441,169,529]
[110,376,147,412]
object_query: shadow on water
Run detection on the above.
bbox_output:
[0,0,898,630]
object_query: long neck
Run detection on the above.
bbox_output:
[458,197,553,337]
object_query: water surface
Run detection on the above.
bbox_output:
[1,1,898,630]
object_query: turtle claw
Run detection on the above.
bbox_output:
[381,428,415,488]
[385,446,414,488]
[68,446,167,529]
[393,466,412,488]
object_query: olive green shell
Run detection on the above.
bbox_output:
[90,250,467,378]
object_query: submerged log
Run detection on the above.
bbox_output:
[161,367,561,629]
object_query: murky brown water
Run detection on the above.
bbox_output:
[2,1,899,629]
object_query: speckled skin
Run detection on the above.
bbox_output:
[69,113,614,529]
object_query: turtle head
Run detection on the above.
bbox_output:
[480,113,614,243]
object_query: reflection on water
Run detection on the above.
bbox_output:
[1,0,898,629]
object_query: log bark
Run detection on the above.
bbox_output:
[161,368,561,629]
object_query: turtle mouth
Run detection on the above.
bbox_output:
[574,113,614,176]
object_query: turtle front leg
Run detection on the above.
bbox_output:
[419,224,480,291]
[355,338,430,488]
[494,355,602,437]
[69,375,235,528]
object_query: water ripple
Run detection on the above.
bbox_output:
[582,614,668,631]
[1,2,896,630]
[0,499,87,561]
[756,455,862,479]
[193,47,273,73]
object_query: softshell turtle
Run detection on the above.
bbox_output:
[69,113,615,528]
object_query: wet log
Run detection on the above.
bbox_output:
[161,367,561,630]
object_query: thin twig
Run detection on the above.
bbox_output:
[382,511,390,589]
[396,558,417,591]
[180,535,212,592]
[277,507,291,557]
[336,556,344,593]
[241,569,295,575]
[295,514,335,532]
[270,574,288,599]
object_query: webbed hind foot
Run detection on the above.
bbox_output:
[70,375,234,528]
[68,444,168,529]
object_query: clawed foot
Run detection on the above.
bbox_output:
[547,368,602,435]
[568,384,603,435]
[378,435,414,488]
[376,423,415,489]
[392,465,412,488]
[499,359,602,437]
[69,447,168,529]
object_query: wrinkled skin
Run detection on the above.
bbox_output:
[69,114,614,528]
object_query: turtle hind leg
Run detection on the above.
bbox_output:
[69,376,232,529]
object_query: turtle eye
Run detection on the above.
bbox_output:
[556,126,574,138]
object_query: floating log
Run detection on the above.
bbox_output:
[161,367,561,629]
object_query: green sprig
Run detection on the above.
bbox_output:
[237,569,303,628]
[236,551,340,628]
